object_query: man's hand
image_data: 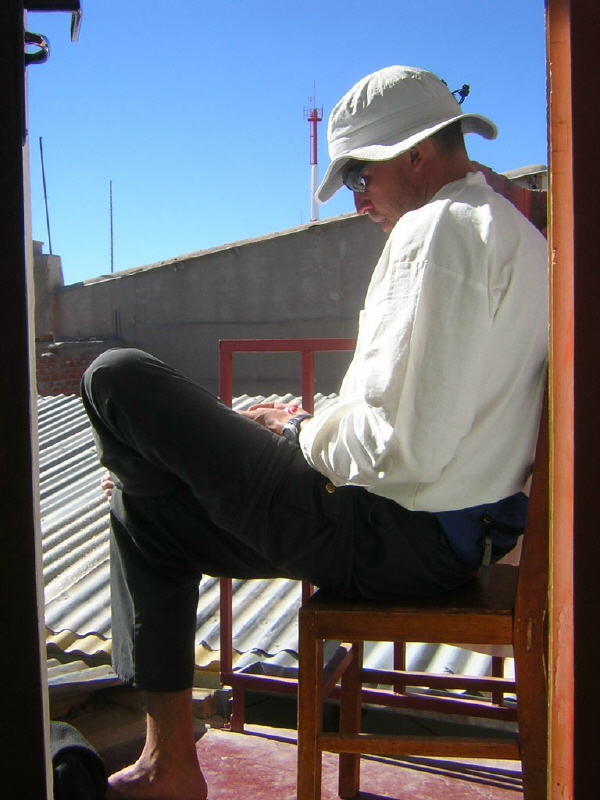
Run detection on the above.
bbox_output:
[237,402,310,436]
[100,472,115,501]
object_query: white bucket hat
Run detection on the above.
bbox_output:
[316,65,497,203]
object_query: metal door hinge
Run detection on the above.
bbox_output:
[24,31,50,66]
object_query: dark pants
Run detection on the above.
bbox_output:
[82,348,476,692]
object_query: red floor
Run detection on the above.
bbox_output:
[197,725,523,799]
[87,698,523,800]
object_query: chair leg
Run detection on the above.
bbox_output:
[229,687,246,732]
[393,641,407,694]
[297,613,324,800]
[338,642,363,800]
[491,655,504,706]
[514,624,548,799]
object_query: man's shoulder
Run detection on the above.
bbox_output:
[387,169,545,272]
[391,175,492,243]
[422,170,543,238]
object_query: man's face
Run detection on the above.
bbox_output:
[344,152,424,233]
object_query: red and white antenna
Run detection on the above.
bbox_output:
[304,82,323,221]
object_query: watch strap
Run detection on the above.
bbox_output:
[281,414,313,445]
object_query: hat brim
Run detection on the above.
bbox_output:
[316,113,497,204]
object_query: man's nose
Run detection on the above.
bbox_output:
[354,192,370,215]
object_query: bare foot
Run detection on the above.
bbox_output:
[106,752,208,799]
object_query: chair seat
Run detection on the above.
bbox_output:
[303,564,518,647]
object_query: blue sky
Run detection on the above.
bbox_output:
[26,1,547,285]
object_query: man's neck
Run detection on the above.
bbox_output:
[419,151,474,206]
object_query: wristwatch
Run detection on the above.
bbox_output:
[281,414,313,445]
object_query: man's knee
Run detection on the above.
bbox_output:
[82,348,153,401]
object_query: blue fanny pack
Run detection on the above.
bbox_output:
[433,491,528,568]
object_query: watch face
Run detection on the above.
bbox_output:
[282,414,311,445]
[281,423,298,444]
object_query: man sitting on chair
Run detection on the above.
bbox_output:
[83,65,548,800]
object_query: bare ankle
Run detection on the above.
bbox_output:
[106,690,208,799]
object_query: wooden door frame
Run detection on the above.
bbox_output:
[2,2,599,797]
[0,1,52,796]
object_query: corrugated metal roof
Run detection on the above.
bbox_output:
[39,393,334,672]
[39,394,512,693]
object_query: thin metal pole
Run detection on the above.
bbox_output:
[109,180,114,272]
[39,136,52,254]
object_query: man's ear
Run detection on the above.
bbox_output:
[408,144,423,168]
[409,139,433,169]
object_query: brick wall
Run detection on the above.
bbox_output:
[35,340,122,396]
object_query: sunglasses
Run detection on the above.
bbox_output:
[342,161,372,193]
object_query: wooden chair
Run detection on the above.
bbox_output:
[297,394,549,799]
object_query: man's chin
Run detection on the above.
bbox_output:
[367,213,395,233]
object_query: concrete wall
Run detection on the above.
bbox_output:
[33,240,64,339]
[56,214,387,397]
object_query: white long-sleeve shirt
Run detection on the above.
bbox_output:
[300,171,548,513]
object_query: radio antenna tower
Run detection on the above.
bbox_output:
[304,82,323,221]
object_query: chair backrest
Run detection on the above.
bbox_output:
[473,161,547,234]
[475,162,549,620]
[515,388,549,630]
